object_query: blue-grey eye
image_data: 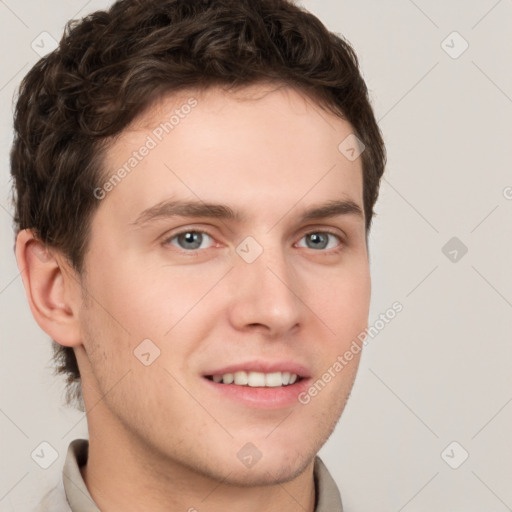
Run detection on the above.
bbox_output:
[169,231,214,250]
[297,232,340,250]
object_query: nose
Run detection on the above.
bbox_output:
[227,246,303,338]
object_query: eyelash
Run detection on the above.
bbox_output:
[162,228,345,254]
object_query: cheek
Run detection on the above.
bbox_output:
[81,255,228,382]
[84,254,214,338]
[309,263,371,342]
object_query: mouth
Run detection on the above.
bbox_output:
[201,363,311,409]
[204,371,304,388]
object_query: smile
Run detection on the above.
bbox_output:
[205,371,302,387]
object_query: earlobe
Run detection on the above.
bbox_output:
[15,229,83,348]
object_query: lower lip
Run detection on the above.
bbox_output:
[202,377,311,410]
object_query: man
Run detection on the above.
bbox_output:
[11,0,385,510]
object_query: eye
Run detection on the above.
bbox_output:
[166,230,215,251]
[296,231,342,251]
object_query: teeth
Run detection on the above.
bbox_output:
[248,372,265,387]
[234,371,248,385]
[265,372,282,387]
[210,371,300,387]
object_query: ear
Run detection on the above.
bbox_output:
[15,229,83,348]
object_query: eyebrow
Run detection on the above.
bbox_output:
[131,200,242,227]
[130,198,364,228]
[300,199,363,222]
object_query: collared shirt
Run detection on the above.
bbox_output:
[38,439,343,511]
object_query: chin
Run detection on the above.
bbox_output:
[218,454,313,487]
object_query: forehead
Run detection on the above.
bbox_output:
[98,83,364,226]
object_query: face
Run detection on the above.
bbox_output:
[75,83,370,485]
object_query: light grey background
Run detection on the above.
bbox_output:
[1,1,511,511]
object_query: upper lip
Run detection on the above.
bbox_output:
[203,360,311,378]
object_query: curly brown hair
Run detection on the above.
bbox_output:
[10,0,386,409]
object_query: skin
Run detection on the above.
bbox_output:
[16,83,371,512]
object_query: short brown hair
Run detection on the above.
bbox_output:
[10,0,386,409]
